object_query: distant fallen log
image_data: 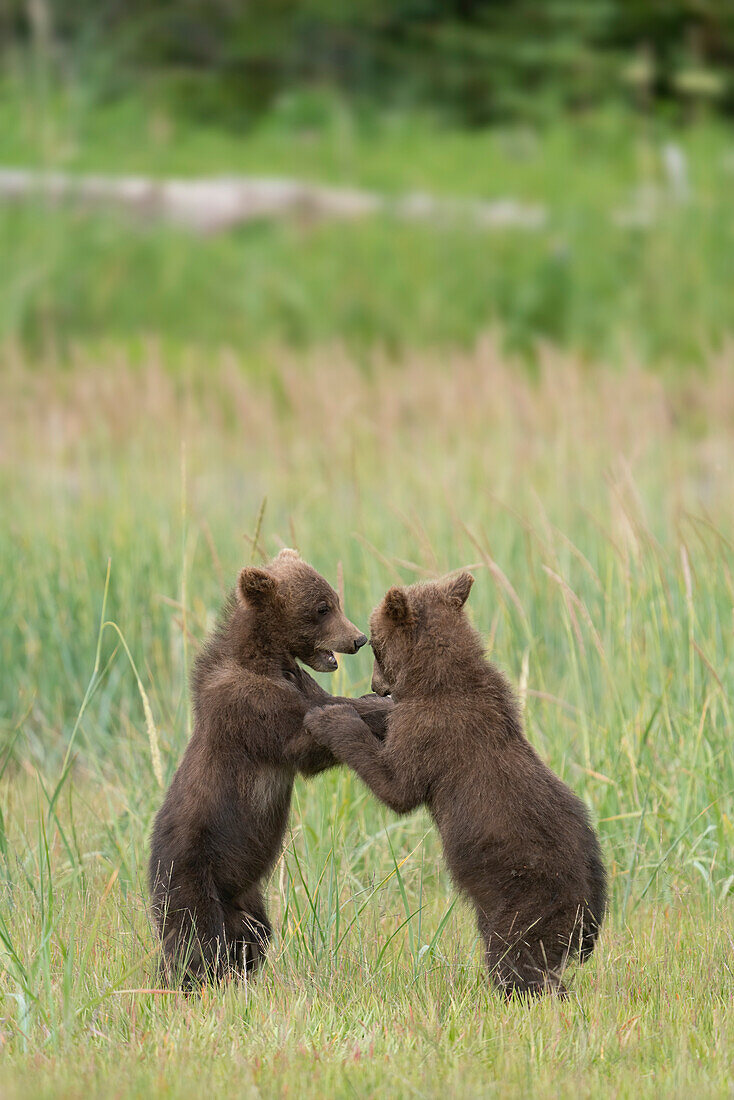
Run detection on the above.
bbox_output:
[0,168,546,233]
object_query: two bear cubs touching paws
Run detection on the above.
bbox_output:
[149,549,606,997]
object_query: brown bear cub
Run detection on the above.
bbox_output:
[149,549,392,987]
[304,572,606,997]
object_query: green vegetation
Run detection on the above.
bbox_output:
[5,1,734,123]
[2,9,733,1089]
[1,354,732,1096]
[2,85,734,363]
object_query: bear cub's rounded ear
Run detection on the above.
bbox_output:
[237,567,279,608]
[446,571,474,609]
[383,586,413,627]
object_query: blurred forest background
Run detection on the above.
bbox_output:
[5,0,734,123]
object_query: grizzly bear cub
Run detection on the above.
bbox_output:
[149,549,392,987]
[304,572,606,996]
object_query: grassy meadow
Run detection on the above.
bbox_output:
[1,68,734,1096]
[1,343,733,1097]
[2,83,734,363]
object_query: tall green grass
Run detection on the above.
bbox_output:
[1,350,732,1096]
[2,84,734,362]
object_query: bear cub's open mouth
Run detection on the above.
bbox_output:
[310,649,338,671]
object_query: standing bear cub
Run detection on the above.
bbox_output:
[149,549,392,986]
[304,572,606,996]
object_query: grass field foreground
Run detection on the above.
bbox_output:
[1,344,733,1096]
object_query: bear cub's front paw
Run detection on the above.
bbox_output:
[304,703,357,745]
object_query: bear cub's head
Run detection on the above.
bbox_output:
[369,571,476,698]
[237,548,367,673]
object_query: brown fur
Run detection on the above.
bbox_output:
[148,549,392,987]
[304,572,606,997]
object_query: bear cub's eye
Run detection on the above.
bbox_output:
[317,602,329,616]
